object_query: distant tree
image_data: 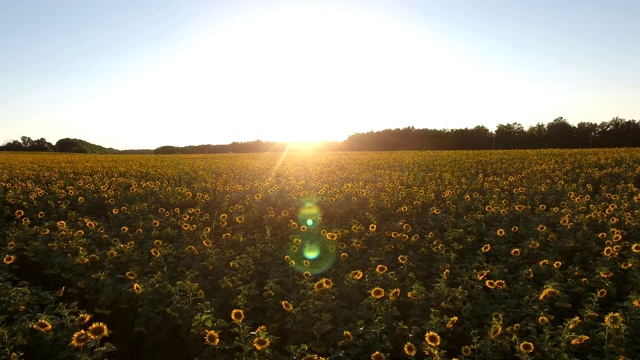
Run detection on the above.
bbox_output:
[55,138,89,153]
[575,122,599,148]
[546,117,576,148]
[31,138,55,151]
[495,122,526,149]
[526,123,549,148]
[1,140,25,151]
[154,146,181,154]
[21,136,34,148]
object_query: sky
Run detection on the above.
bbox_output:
[1,0,639,150]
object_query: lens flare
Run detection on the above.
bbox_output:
[298,197,322,229]
[287,232,336,274]
[303,242,321,260]
[286,198,335,274]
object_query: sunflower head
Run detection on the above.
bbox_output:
[87,322,108,339]
[231,309,244,323]
[425,331,441,347]
[75,313,92,326]
[253,337,270,350]
[519,341,534,353]
[604,312,623,329]
[370,287,385,299]
[71,330,91,347]
[404,342,417,356]
[33,319,52,332]
[204,330,220,346]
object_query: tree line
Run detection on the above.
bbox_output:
[342,117,640,151]
[0,137,118,153]
[154,117,639,153]
[2,117,638,154]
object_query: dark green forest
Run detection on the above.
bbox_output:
[2,117,638,154]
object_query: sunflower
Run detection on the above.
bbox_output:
[87,322,108,339]
[631,244,640,253]
[511,248,520,256]
[371,287,385,299]
[485,280,496,289]
[490,324,502,338]
[231,309,244,323]
[633,300,640,308]
[425,331,440,347]
[281,301,294,312]
[599,271,613,278]
[253,337,270,350]
[389,288,400,301]
[539,288,558,301]
[553,261,562,268]
[150,248,161,257]
[369,224,377,231]
[33,319,52,332]
[461,345,472,356]
[571,335,589,346]
[519,341,534,353]
[446,316,458,328]
[71,330,90,347]
[133,283,142,294]
[351,270,363,280]
[604,312,623,329]
[3,254,15,265]
[481,244,491,252]
[75,313,91,326]
[376,265,388,275]
[539,259,549,267]
[567,316,581,330]
[125,271,137,280]
[477,270,489,281]
[404,342,417,356]
[343,330,353,342]
[204,329,220,346]
[371,351,385,360]
[496,228,505,236]
[597,289,607,298]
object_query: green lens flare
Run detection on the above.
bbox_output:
[287,232,336,275]
[303,242,320,260]
[298,197,322,228]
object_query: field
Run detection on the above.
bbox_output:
[1,149,639,360]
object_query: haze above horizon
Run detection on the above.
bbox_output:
[2,0,639,150]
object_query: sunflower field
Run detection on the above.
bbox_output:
[1,149,640,360]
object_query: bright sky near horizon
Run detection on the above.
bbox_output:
[1,0,639,150]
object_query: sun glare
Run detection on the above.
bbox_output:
[71,2,457,147]
[66,1,540,149]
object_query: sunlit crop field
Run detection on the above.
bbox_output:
[2,149,640,360]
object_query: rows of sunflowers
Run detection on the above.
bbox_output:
[1,149,639,359]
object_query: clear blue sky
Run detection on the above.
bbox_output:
[2,0,639,149]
